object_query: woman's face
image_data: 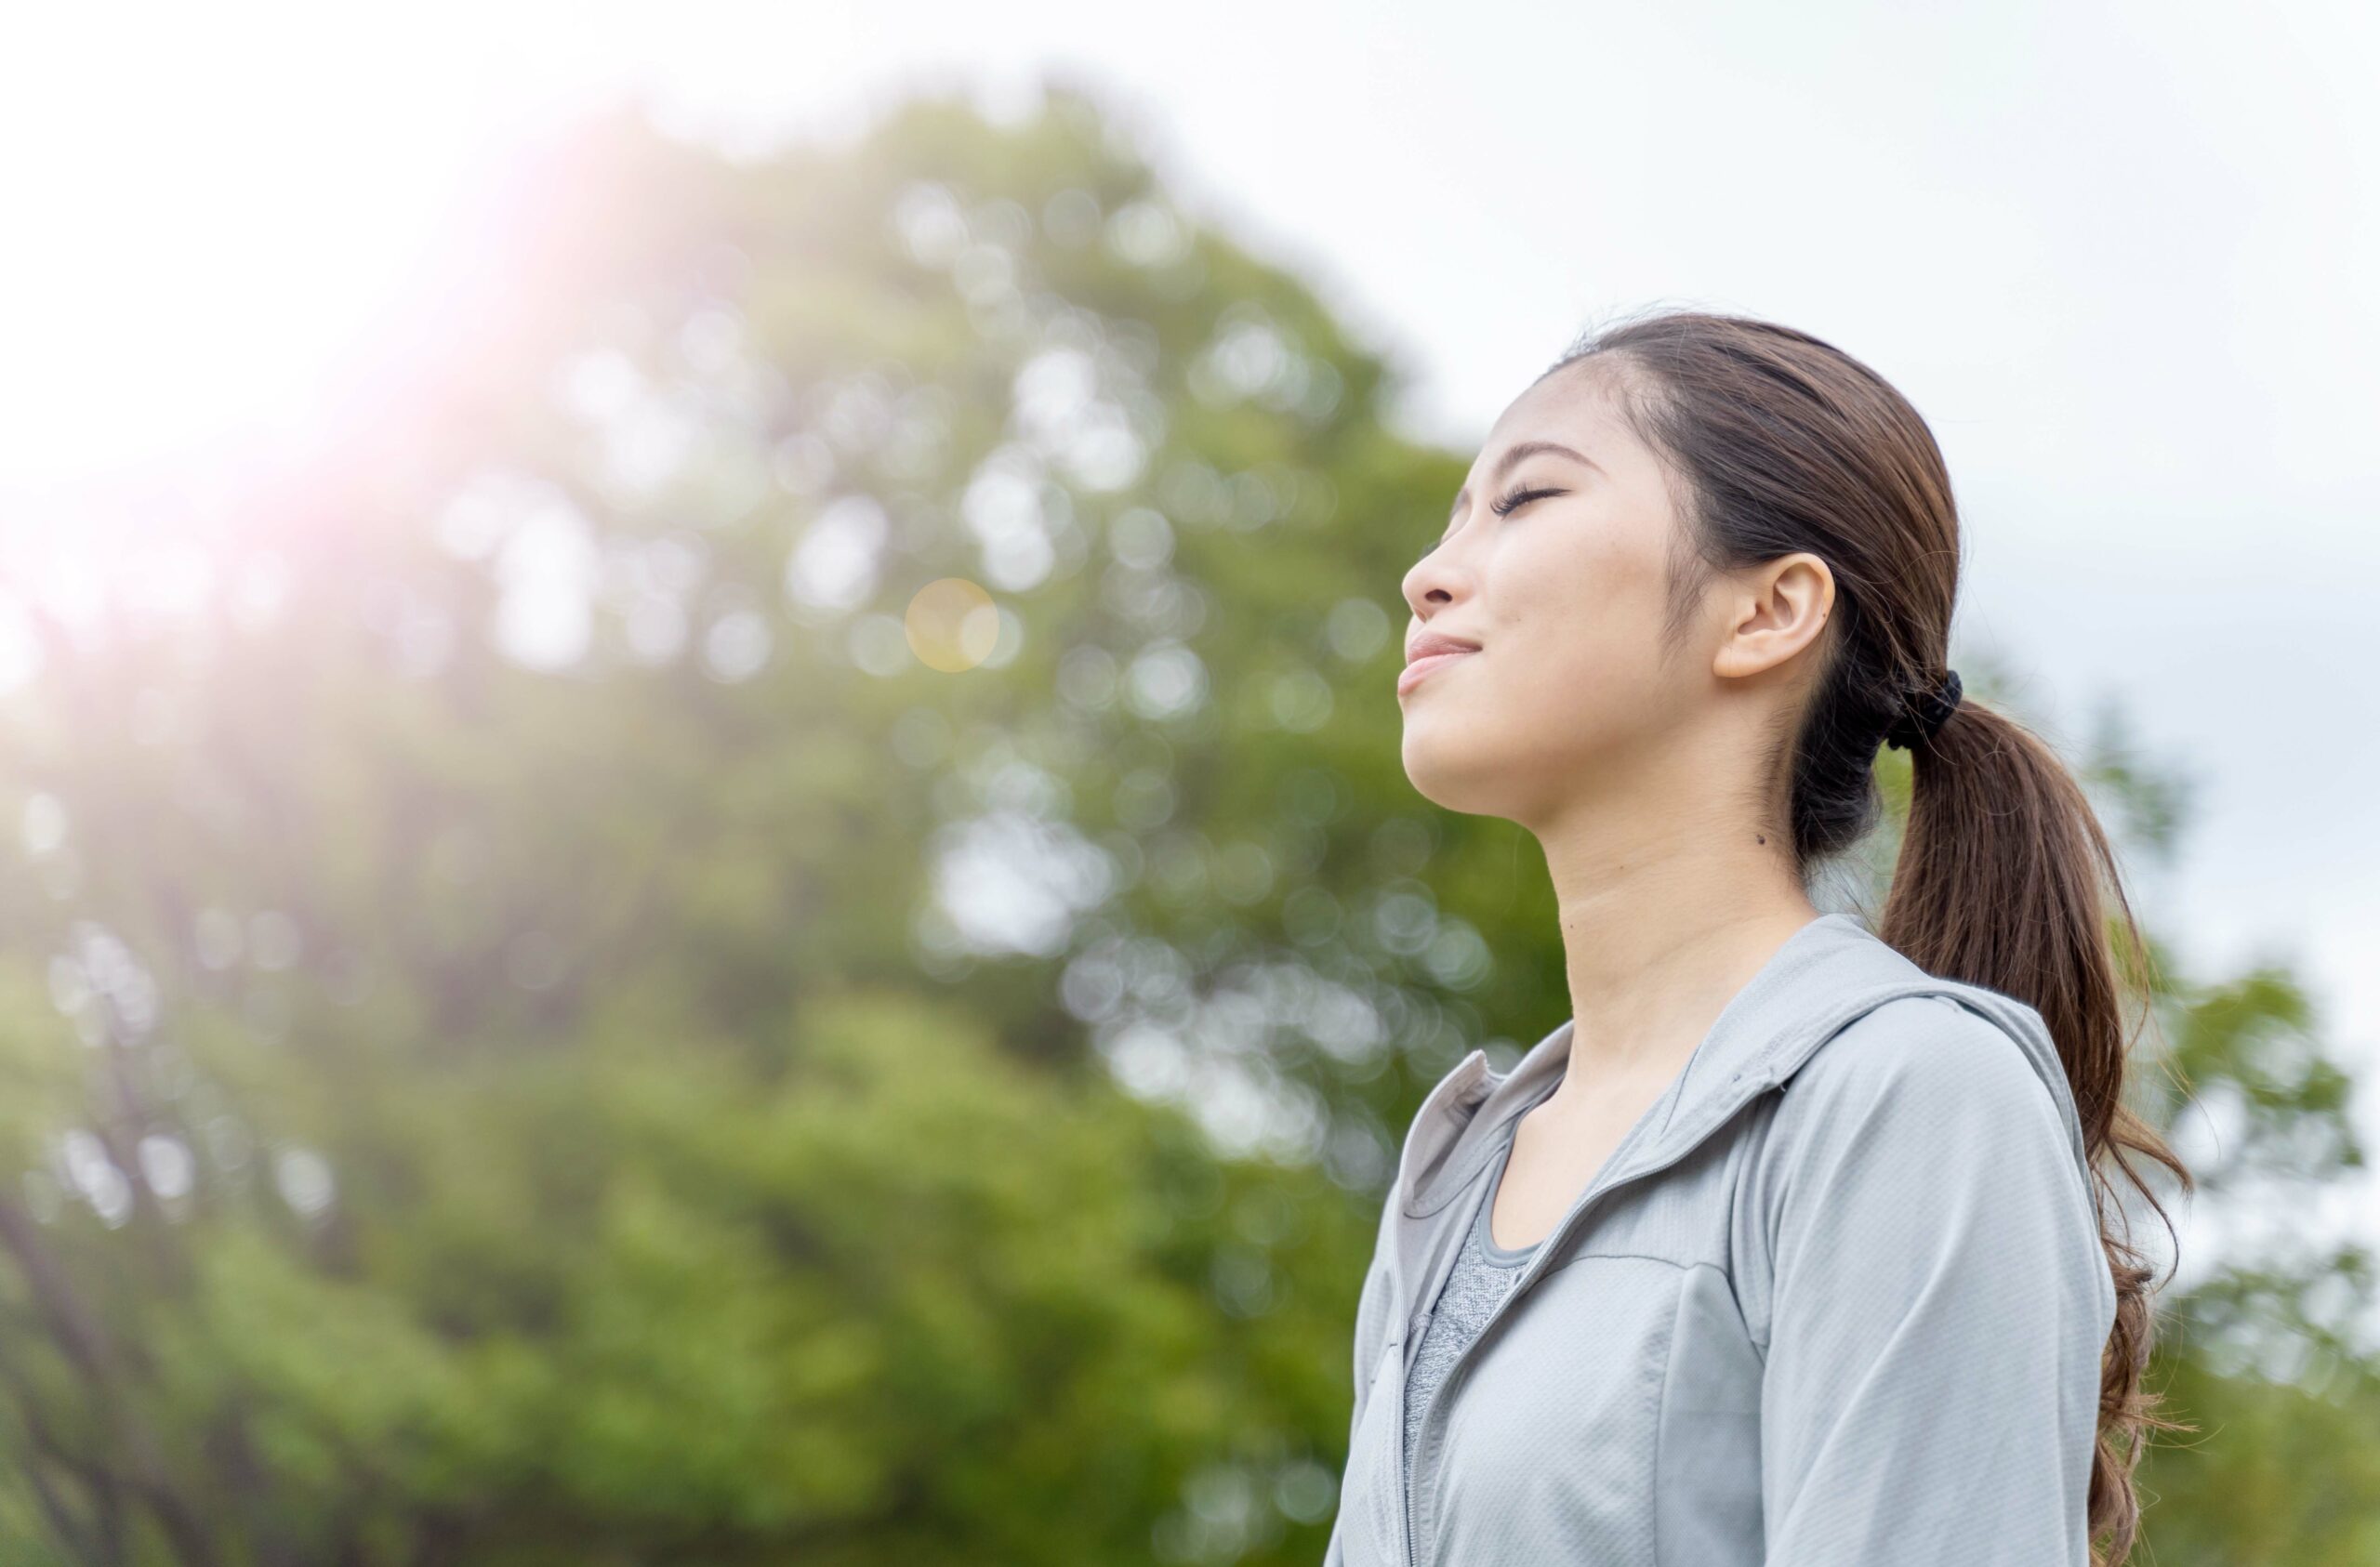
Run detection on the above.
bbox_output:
[1397,361,1728,829]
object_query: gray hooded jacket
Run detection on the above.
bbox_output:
[1323,911,2115,1566]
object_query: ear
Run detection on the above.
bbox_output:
[1712,552,1835,682]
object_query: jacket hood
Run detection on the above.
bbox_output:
[1390,911,2092,1225]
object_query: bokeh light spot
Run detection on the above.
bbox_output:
[906,578,1000,672]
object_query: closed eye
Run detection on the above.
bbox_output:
[1490,484,1564,518]
[1411,483,1567,566]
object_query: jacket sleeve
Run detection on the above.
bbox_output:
[1752,996,2114,1566]
[1323,1206,1397,1567]
[1346,1251,1394,1438]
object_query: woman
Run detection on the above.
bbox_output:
[1323,311,2189,1567]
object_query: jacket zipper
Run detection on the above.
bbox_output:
[1394,1307,1434,1567]
[1398,1067,1775,1567]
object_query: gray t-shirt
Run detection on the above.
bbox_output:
[1402,1129,1540,1521]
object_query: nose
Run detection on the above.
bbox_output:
[1403,536,1469,618]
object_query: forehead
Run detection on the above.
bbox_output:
[1480,357,1640,465]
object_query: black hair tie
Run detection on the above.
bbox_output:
[1884,668,1962,753]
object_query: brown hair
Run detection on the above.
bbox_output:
[1546,309,2191,1564]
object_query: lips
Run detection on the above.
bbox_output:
[1396,647,1477,697]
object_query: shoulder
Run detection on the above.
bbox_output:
[1731,992,2106,1350]
[1746,991,2086,1225]
[1773,992,2060,1138]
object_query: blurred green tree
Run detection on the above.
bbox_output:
[0,82,2368,1565]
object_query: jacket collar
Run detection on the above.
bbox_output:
[1393,910,2087,1220]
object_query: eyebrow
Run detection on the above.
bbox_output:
[1446,440,1600,527]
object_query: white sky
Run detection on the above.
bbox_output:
[6,1,2376,1177]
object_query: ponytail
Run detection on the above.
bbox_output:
[1884,695,2194,1566]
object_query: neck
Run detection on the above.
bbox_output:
[1533,799,1819,1103]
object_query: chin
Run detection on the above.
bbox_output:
[1400,723,1511,817]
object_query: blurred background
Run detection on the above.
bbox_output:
[2,1,2374,1561]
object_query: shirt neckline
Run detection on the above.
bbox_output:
[1472,1126,1542,1266]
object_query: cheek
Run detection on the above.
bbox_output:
[1491,525,1667,673]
